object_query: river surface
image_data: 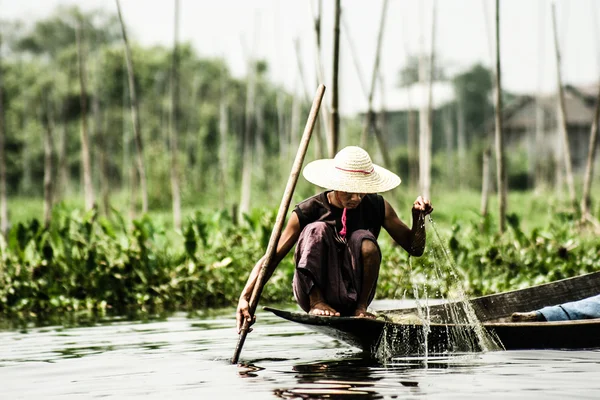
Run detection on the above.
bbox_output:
[2,300,600,399]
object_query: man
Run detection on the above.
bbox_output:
[512,294,600,322]
[236,146,433,333]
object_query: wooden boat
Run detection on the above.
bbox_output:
[265,270,600,355]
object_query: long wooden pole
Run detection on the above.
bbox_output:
[330,0,341,157]
[494,0,507,233]
[232,84,326,364]
[116,0,149,213]
[0,33,8,236]
[581,76,600,216]
[551,2,577,207]
[75,19,95,211]
[360,0,388,148]
[169,0,182,230]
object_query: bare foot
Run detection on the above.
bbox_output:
[354,307,376,319]
[511,311,542,322]
[309,302,340,317]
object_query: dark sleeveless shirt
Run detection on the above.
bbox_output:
[293,191,386,239]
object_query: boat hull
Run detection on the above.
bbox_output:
[264,271,600,355]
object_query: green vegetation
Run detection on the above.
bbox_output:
[2,189,599,328]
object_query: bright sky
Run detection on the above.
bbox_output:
[2,0,599,115]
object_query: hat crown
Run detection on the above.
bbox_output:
[334,146,374,173]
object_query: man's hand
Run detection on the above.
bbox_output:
[236,296,256,334]
[412,196,433,219]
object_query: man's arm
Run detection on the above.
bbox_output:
[382,196,433,257]
[236,212,302,333]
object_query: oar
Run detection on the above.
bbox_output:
[232,84,326,364]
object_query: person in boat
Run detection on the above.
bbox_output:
[511,294,600,322]
[236,146,433,333]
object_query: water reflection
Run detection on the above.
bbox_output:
[243,353,494,399]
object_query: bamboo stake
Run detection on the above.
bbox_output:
[239,45,257,219]
[551,2,577,207]
[75,19,95,211]
[232,84,325,365]
[419,0,436,200]
[309,0,332,157]
[0,33,7,236]
[494,0,507,233]
[169,0,182,230]
[330,0,341,157]
[581,77,600,217]
[481,147,491,218]
[294,39,323,160]
[360,0,388,148]
[42,96,54,228]
[116,0,149,214]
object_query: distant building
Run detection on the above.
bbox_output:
[498,84,599,172]
[353,81,456,148]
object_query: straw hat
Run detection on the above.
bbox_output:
[302,146,401,193]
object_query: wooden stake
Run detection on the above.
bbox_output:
[551,2,577,207]
[494,0,507,233]
[330,0,341,157]
[232,84,326,365]
[0,33,8,236]
[581,74,600,217]
[116,0,149,213]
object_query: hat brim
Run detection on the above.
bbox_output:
[302,159,401,193]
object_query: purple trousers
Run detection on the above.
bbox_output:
[292,222,381,316]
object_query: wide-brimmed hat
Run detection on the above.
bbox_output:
[302,146,401,193]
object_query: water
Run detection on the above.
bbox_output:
[2,303,600,399]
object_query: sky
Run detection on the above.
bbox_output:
[2,0,599,115]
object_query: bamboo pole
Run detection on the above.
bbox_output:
[551,2,577,207]
[57,104,69,200]
[494,0,507,233]
[581,78,600,217]
[330,0,341,157]
[360,0,388,148]
[169,0,182,230]
[481,147,491,218]
[419,0,436,200]
[0,34,7,236]
[341,6,391,168]
[75,19,95,211]
[42,96,54,228]
[116,0,149,214]
[309,0,331,158]
[534,0,547,191]
[232,84,326,364]
[294,39,323,160]
[239,46,257,219]
[218,71,229,207]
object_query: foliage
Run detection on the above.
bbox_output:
[1,191,599,328]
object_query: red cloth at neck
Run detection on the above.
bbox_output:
[339,207,347,237]
[335,191,348,238]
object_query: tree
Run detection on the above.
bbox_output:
[452,64,494,139]
[397,54,446,87]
